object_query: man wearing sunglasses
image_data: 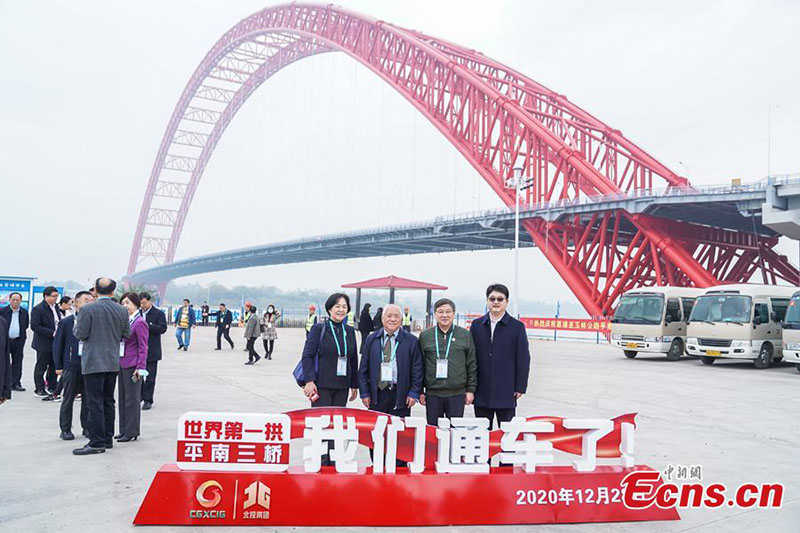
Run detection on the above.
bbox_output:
[469,284,530,431]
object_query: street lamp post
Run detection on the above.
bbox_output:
[505,167,527,318]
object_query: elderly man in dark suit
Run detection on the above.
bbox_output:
[469,283,531,430]
[358,304,423,417]
[54,291,93,440]
[0,291,30,391]
[30,286,62,396]
[72,278,130,455]
[139,292,167,411]
[0,315,10,405]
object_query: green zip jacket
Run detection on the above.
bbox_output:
[418,324,477,397]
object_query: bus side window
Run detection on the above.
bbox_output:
[754,302,769,324]
[666,299,681,322]
[681,298,695,321]
[771,298,789,322]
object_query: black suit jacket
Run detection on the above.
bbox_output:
[0,316,9,399]
[212,309,232,328]
[143,307,168,362]
[0,305,29,343]
[30,301,61,352]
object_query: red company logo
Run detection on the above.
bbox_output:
[190,480,226,519]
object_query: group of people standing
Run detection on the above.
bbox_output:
[0,280,167,455]
[297,283,530,465]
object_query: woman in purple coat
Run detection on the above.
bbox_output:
[117,292,149,442]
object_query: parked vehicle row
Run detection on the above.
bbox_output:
[611,284,800,372]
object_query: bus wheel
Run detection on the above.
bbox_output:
[753,344,773,369]
[700,356,716,365]
[666,339,683,361]
[796,364,800,373]
[623,350,637,359]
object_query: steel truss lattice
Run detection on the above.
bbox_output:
[128,2,797,313]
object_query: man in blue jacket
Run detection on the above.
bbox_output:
[358,304,423,419]
[469,283,531,429]
[53,290,93,440]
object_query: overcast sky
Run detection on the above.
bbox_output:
[1,0,799,306]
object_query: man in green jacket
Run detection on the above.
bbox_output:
[419,298,477,426]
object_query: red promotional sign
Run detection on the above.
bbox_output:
[464,314,611,333]
[520,317,611,333]
[135,464,679,526]
[134,408,679,526]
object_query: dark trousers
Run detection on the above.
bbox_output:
[9,337,24,387]
[370,386,410,468]
[118,367,142,437]
[34,349,56,392]
[141,360,158,403]
[83,372,117,448]
[474,406,516,429]
[246,337,259,362]
[312,387,349,466]
[425,393,465,426]
[262,339,274,357]
[371,386,411,417]
[216,327,234,349]
[202,316,209,326]
[59,369,88,432]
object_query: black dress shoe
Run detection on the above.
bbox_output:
[142,401,153,411]
[183,346,188,351]
[230,343,235,350]
[214,347,221,351]
[114,433,124,440]
[177,344,184,350]
[12,385,25,392]
[117,435,138,442]
[73,444,105,455]
[34,389,47,397]
[253,355,261,364]
[244,360,254,365]
[60,431,75,440]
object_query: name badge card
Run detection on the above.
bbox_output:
[436,358,448,379]
[337,357,348,376]
[381,362,392,381]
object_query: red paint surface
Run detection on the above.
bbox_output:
[134,464,680,526]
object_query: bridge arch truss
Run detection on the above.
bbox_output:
[129,2,797,314]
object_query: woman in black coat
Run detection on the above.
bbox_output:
[300,293,359,466]
[372,307,383,332]
[358,303,373,353]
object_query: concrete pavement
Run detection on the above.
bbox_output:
[0,326,798,532]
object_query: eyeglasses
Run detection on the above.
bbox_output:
[488,297,506,302]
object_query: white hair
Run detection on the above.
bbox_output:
[383,304,402,315]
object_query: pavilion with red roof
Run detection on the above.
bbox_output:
[342,275,448,328]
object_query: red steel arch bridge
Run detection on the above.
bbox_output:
[127,2,798,316]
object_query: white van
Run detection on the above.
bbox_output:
[610,287,704,360]
[685,284,794,368]
[780,291,800,373]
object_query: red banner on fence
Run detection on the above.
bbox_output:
[465,314,611,333]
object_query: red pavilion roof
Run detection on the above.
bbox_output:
[342,275,447,291]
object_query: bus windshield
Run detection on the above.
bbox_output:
[689,294,751,324]
[783,296,800,324]
[613,294,664,325]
